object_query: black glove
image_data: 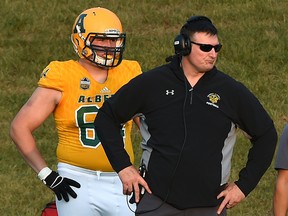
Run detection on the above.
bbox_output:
[42,171,81,202]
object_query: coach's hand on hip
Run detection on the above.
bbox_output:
[118,165,152,203]
[216,182,245,214]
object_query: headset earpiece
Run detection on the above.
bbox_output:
[167,15,212,62]
[173,34,191,56]
[174,15,212,57]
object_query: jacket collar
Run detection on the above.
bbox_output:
[167,56,218,82]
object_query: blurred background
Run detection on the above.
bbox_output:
[1,0,287,215]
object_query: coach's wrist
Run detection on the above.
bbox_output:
[38,167,52,181]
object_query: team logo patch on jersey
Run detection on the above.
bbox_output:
[206,93,220,108]
[80,77,90,90]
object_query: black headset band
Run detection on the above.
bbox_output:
[186,16,212,25]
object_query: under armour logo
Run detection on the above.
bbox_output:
[166,90,175,95]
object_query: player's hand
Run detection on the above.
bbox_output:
[42,171,81,202]
[216,182,245,214]
[118,165,152,203]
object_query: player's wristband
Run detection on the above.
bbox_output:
[38,167,52,181]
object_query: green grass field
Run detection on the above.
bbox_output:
[1,0,287,215]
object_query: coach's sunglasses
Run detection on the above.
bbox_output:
[190,41,222,53]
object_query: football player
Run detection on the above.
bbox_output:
[10,7,141,216]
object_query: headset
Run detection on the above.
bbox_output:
[166,16,212,62]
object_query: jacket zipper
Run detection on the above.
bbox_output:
[189,87,193,105]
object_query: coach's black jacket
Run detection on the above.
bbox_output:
[94,57,277,209]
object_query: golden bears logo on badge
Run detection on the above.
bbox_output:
[80,77,90,90]
[206,93,220,108]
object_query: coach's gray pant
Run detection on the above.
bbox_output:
[135,193,227,216]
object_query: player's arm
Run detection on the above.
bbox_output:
[10,87,80,201]
[273,169,288,216]
[10,87,60,172]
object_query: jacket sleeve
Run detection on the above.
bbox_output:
[232,82,277,196]
[94,76,144,172]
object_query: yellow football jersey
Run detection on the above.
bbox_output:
[38,60,141,171]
